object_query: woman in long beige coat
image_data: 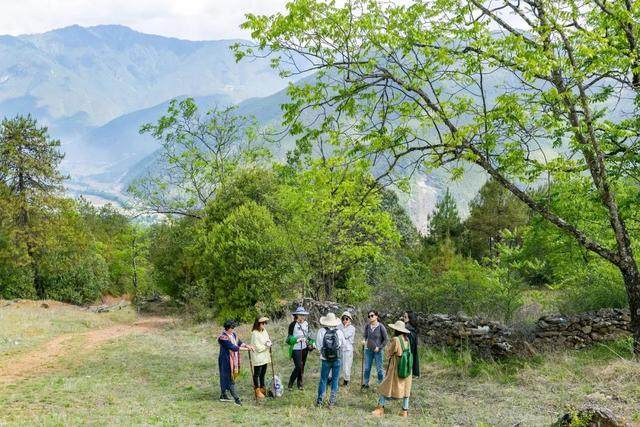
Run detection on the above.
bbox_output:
[371,320,413,418]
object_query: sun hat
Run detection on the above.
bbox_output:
[258,316,269,323]
[341,311,353,320]
[320,312,341,327]
[387,320,410,334]
[291,306,309,316]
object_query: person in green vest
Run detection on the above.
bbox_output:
[286,307,315,389]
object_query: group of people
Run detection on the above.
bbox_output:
[217,307,421,417]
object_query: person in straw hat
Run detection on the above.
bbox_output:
[337,311,356,386]
[371,320,413,418]
[250,316,272,400]
[315,312,346,408]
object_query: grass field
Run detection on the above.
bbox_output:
[1,300,640,426]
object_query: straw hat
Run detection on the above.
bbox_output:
[291,306,309,315]
[320,312,341,327]
[341,311,353,320]
[258,316,269,323]
[387,320,410,334]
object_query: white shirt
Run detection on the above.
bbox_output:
[292,321,310,350]
[338,323,356,352]
[316,327,346,360]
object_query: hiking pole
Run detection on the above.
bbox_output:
[269,346,276,398]
[360,342,365,389]
[248,351,258,403]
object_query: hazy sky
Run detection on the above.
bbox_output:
[0,0,291,40]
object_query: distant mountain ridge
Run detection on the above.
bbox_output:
[0,25,290,131]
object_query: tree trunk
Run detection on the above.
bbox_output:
[621,263,640,355]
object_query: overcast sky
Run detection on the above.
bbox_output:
[0,0,291,40]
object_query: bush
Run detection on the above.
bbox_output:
[200,201,293,322]
[396,242,523,322]
[557,262,627,314]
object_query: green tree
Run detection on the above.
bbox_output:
[428,188,463,244]
[240,0,640,353]
[464,179,529,260]
[200,201,292,321]
[129,98,264,218]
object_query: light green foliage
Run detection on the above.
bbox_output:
[397,241,523,321]
[277,158,400,301]
[129,98,265,218]
[238,0,640,342]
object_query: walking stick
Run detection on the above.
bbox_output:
[269,346,276,398]
[360,342,365,388]
[248,351,258,403]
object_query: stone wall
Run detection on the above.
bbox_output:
[289,299,632,358]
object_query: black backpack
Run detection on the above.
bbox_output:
[322,328,339,361]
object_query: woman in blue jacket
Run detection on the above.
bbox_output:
[218,320,253,405]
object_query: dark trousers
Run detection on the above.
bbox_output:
[289,348,308,387]
[253,364,267,388]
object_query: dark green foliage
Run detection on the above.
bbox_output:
[463,179,529,260]
[428,188,463,244]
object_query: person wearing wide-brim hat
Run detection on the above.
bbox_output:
[338,311,356,386]
[372,320,413,418]
[287,306,314,389]
[315,312,346,408]
[250,316,272,400]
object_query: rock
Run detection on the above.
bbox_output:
[554,404,626,427]
[581,325,592,334]
[41,302,49,309]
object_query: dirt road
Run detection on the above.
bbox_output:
[0,317,172,385]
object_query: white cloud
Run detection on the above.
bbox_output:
[0,0,290,40]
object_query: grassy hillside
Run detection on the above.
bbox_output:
[1,301,639,425]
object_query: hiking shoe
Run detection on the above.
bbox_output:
[343,380,349,387]
[371,405,384,417]
[219,394,232,402]
[316,399,323,407]
[361,384,369,390]
[328,401,335,410]
[234,398,242,406]
[399,410,408,417]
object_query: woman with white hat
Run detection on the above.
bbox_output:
[371,320,413,418]
[338,311,356,386]
[315,312,346,408]
[250,316,272,400]
[286,306,313,389]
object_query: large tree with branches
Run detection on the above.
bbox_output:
[238,0,640,353]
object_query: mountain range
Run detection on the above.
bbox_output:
[0,24,483,231]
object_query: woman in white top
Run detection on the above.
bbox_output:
[287,306,312,389]
[250,316,272,400]
[338,311,356,386]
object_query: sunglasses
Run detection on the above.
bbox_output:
[368,314,376,318]
[342,317,350,321]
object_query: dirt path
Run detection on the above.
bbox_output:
[0,317,173,385]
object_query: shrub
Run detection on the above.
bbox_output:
[557,261,627,314]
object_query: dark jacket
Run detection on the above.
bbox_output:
[364,322,389,351]
[218,331,242,392]
[406,323,420,377]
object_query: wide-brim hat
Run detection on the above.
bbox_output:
[258,316,269,323]
[320,312,341,327]
[291,306,309,315]
[387,320,410,334]
[341,311,353,320]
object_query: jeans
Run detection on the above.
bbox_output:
[317,358,341,404]
[363,348,384,385]
[379,395,409,410]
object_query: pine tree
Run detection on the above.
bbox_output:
[428,188,462,243]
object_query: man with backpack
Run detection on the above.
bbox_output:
[315,312,346,408]
[371,320,413,418]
